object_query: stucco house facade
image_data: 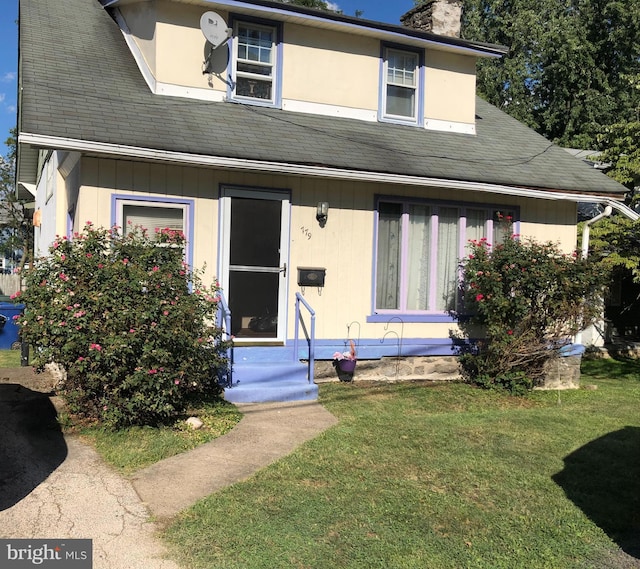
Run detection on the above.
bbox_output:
[16,0,633,401]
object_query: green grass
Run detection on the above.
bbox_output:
[0,349,21,367]
[79,398,242,475]
[164,359,640,569]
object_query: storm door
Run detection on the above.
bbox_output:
[219,188,290,342]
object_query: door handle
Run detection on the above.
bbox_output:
[280,263,287,277]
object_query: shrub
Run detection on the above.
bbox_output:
[453,224,604,393]
[17,223,231,429]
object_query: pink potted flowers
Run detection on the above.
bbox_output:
[333,339,357,373]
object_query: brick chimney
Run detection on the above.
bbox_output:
[400,0,463,38]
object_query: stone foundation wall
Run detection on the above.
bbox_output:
[537,355,582,390]
[315,356,462,383]
[316,354,583,389]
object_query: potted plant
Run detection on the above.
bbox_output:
[333,339,357,373]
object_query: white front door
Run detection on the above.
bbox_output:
[219,187,290,343]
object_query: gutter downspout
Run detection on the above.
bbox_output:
[581,205,613,260]
[575,205,613,346]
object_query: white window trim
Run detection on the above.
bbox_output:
[380,45,423,126]
[112,196,194,269]
[229,18,281,107]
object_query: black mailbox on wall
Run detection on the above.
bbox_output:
[297,267,326,287]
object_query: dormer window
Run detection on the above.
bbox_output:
[230,19,281,107]
[380,46,423,125]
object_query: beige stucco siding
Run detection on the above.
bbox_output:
[156,2,230,92]
[118,2,479,125]
[424,51,476,124]
[282,26,380,110]
[120,2,158,77]
[75,158,578,342]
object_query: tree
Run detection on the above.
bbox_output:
[277,0,332,10]
[0,129,33,271]
[437,0,640,148]
[593,74,640,205]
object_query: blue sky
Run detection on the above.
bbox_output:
[0,0,415,157]
[1,0,18,157]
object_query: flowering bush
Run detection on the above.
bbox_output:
[454,225,604,393]
[18,223,231,429]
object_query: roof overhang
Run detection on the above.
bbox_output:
[20,132,637,220]
[100,0,508,59]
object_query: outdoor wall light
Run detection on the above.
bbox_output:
[316,201,329,227]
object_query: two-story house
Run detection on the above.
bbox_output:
[16,0,634,402]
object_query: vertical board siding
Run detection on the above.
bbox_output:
[74,157,580,341]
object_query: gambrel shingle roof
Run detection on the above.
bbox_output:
[17,0,627,199]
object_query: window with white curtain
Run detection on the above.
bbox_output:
[375,199,516,314]
[382,46,420,123]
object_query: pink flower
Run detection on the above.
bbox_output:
[89,343,102,351]
[475,294,484,302]
[86,253,93,258]
[129,328,135,333]
[59,321,66,326]
[152,266,159,272]
[59,273,69,282]
[123,258,129,265]
[60,254,66,261]
[507,330,513,335]
[9,291,21,300]
[163,310,169,316]
[86,221,93,226]
[97,263,104,269]
[53,241,60,249]
[77,356,85,362]
[148,369,158,375]
[151,322,157,327]
[174,379,180,385]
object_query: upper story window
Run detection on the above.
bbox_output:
[230,19,281,107]
[374,197,516,318]
[381,46,422,125]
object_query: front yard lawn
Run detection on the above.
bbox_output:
[164,358,640,569]
[0,349,21,368]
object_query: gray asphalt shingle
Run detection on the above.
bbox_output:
[18,0,626,197]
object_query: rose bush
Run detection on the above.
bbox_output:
[454,225,604,393]
[17,223,231,429]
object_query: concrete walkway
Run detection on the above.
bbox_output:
[0,368,337,569]
[132,400,338,520]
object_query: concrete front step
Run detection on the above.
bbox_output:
[224,361,318,403]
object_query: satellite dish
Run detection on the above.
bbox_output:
[200,11,232,49]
